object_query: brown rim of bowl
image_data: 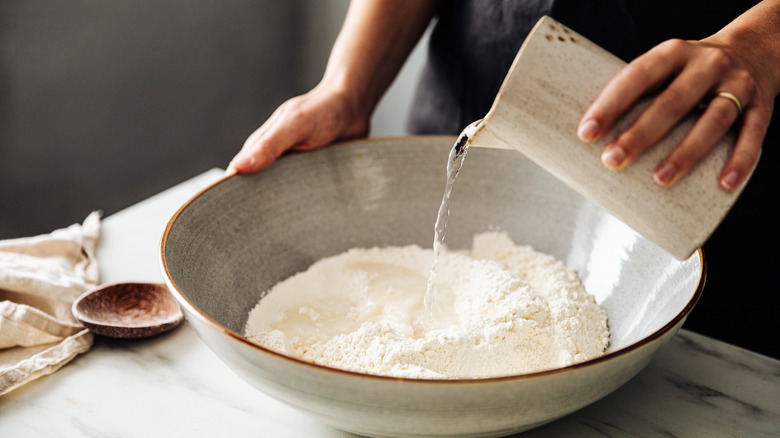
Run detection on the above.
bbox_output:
[159,136,706,385]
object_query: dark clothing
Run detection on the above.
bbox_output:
[409,0,756,134]
[409,0,779,359]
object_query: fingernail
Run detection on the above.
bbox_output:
[578,119,600,141]
[720,170,740,190]
[654,162,677,185]
[229,154,254,171]
[601,146,626,169]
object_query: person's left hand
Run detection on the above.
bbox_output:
[577,37,775,190]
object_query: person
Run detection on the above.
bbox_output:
[228,0,780,358]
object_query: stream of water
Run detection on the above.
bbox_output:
[424,121,482,315]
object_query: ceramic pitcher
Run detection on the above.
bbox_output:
[469,16,756,260]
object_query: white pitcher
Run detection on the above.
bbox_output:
[469,16,756,260]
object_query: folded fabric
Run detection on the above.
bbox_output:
[0,212,100,395]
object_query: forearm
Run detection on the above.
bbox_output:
[320,0,440,116]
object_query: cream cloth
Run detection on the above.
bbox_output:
[0,212,100,395]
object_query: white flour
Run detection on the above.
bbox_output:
[245,232,609,379]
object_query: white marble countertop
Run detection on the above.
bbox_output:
[1,169,778,437]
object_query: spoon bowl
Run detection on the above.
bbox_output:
[72,282,183,338]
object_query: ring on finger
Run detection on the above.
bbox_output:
[713,91,743,117]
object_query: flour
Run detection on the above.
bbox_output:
[244,232,609,379]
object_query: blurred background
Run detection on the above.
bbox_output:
[0,0,429,238]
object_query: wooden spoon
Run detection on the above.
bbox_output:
[72,282,183,338]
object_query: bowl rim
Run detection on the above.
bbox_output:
[159,136,706,385]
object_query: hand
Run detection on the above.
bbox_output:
[228,85,370,174]
[578,37,775,190]
[227,0,438,175]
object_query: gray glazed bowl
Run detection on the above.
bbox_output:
[160,137,704,438]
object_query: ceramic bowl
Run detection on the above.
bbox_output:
[160,137,703,438]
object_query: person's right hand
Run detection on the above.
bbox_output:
[228,84,370,174]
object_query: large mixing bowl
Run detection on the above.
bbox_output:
[160,136,703,437]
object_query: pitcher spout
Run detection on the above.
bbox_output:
[462,118,514,151]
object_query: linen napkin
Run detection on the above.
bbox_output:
[0,212,100,395]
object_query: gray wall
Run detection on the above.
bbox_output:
[0,0,427,238]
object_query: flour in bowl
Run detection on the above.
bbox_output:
[244,232,609,379]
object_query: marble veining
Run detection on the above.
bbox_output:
[0,169,778,438]
[522,331,780,438]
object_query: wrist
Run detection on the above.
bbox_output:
[710,1,780,96]
[318,69,379,120]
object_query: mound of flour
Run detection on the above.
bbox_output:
[245,232,609,379]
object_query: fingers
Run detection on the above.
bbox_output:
[579,39,767,190]
[600,68,720,172]
[718,105,768,190]
[579,40,690,143]
[228,87,371,174]
[590,41,730,170]
[228,101,312,173]
[652,87,745,186]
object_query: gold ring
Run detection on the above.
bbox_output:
[714,91,743,117]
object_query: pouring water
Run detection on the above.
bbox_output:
[425,120,485,315]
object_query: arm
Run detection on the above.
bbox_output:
[578,0,780,190]
[229,0,440,174]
